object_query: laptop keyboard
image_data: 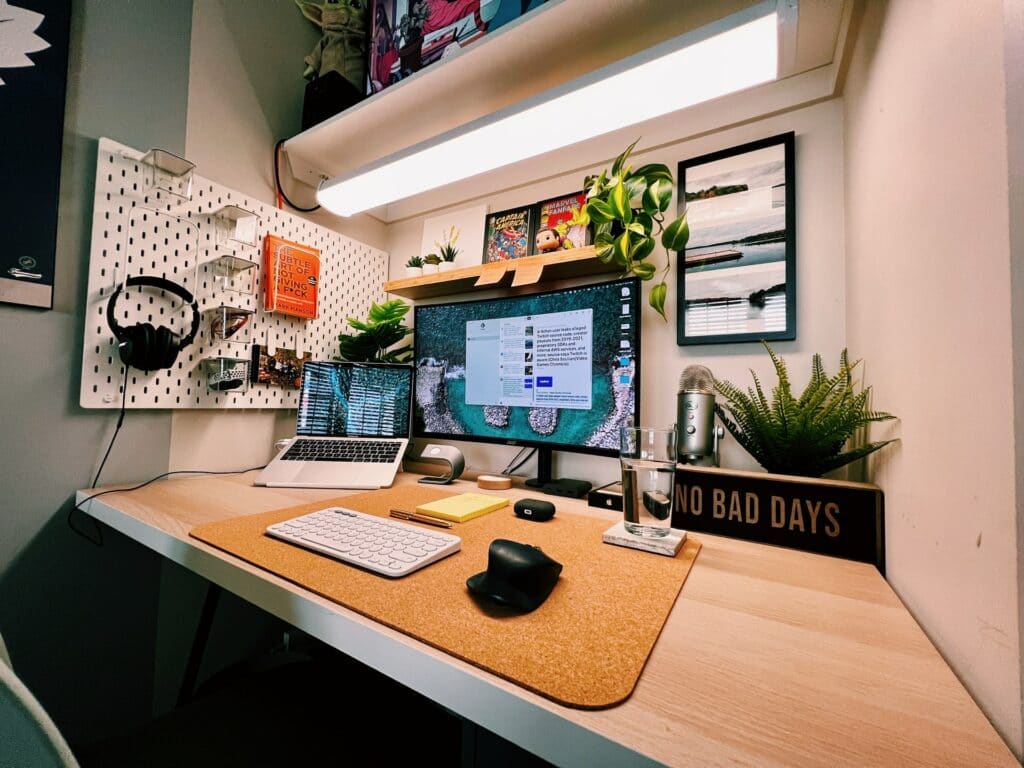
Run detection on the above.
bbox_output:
[281,439,403,463]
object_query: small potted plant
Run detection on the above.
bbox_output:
[435,226,460,272]
[422,253,441,275]
[404,255,424,277]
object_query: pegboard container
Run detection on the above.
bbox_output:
[139,148,195,201]
[212,205,260,251]
[202,356,250,394]
[81,137,389,409]
[205,304,254,345]
[198,254,257,297]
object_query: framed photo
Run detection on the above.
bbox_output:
[531,191,591,255]
[676,132,795,346]
[482,205,534,262]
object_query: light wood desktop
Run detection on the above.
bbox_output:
[76,471,1016,767]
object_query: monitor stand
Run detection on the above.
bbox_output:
[525,447,593,499]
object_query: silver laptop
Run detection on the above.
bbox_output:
[254,361,413,489]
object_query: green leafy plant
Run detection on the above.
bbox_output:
[423,253,441,266]
[405,255,424,268]
[714,342,897,477]
[337,299,413,363]
[435,225,460,262]
[582,139,689,320]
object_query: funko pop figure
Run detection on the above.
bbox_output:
[535,228,562,253]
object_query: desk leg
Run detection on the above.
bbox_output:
[176,582,221,707]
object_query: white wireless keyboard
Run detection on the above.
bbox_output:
[266,506,461,578]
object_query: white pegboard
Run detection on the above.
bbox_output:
[81,138,388,409]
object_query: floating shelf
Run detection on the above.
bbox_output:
[384,247,620,300]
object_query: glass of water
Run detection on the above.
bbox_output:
[620,427,677,537]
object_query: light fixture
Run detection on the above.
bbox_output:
[317,4,780,217]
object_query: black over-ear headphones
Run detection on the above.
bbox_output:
[106,275,201,372]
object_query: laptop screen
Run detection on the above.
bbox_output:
[296,362,413,438]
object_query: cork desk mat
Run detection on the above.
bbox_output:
[189,486,701,709]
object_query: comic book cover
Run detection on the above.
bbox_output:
[532,191,590,254]
[263,235,319,319]
[483,205,533,262]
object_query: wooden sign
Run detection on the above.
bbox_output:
[674,465,885,572]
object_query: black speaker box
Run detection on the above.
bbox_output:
[302,71,364,131]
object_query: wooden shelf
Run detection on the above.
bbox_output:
[384,247,619,300]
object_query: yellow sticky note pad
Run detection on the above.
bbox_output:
[415,493,509,523]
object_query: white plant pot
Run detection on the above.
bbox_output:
[438,262,456,273]
[422,263,439,275]
[404,266,423,277]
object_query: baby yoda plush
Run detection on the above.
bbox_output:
[297,0,369,90]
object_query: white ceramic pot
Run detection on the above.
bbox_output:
[422,263,439,275]
[404,266,423,278]
[438,261,456,273]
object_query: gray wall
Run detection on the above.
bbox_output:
[0,0,193,744]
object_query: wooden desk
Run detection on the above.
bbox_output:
[77,472,1016,767]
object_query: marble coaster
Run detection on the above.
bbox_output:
[602,521,686,556]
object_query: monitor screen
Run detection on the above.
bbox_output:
[296,361,412,438]
[413,278,640,456]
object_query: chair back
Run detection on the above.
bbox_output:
[0,632,80,768]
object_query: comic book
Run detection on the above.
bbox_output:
[533,191,589,254]
[483,205,533,262]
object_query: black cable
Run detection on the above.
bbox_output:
[68,367,130,546]
[499,446,529,475]
[274,138,320,212]
[504,448,537,477]
[73,466,269,519]
[92,366,129,488]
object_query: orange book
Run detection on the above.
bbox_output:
[263,235,319,319]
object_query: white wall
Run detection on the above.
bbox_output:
[0,0,194,742]
[843,0,1021,754]
[169,0,389,473]
[386,100,848,485]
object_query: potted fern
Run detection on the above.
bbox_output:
[714,342,897,478]
[404,255,424,277]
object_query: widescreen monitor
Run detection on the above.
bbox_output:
[413,277,641,492]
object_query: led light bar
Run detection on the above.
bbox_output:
[318,7,779,216]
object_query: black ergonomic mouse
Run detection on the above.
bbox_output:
[466,539,563,613]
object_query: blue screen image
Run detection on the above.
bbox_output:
[413,278,640,455]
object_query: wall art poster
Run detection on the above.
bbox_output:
[676,132,796,346]
[369,1,549,94]
[483,205,533,262]
[0,0,71,309]
[532,191,589,254]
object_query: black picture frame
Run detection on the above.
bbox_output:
[1,0,71,309]
[676,132,796,346]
